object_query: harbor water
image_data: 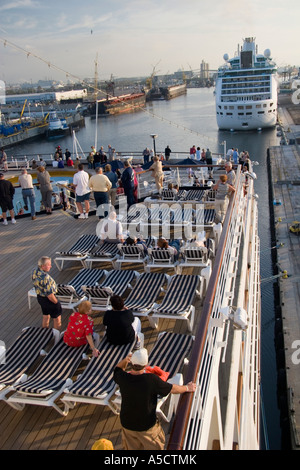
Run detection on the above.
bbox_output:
[5,88,282,449]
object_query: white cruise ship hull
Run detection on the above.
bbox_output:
[215,37,278,131]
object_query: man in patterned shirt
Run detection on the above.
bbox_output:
[32,256,62,330]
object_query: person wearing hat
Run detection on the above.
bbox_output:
[113,348,196,451]
[91,438,114,450]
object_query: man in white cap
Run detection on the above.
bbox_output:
[114,348,196,450]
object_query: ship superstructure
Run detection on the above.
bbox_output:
[215,37,277,131]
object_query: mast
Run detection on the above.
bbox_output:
[94,53,99,150]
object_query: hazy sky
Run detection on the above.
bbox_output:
[0,0,299,85]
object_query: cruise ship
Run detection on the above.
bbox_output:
[215,37,278,131]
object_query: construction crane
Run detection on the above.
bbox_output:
[20,99,27,123]
[146,60,161,89]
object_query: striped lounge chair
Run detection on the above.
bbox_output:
[115,237,154,269]
[160,189,178,201]
[112,331,195,422]
[84,240,120,269]
[60,335,136,415]
[124,272,168,318]
[194,208,215,229]
[149,274,203,331]
[0,327,58,405]
[181,189,205,202]
[7,335,94,415]
[82,269,139,311]
[56,268,107,309]
[145,247,179,273]
[54,234,100,271]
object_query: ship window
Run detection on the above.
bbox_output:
[226,112,233,115]
[258,111,265,114]
[246,105,252,109]
[238,113,244,116]
[256,104,261,108]
[238,106,244,110]
[270,103,273,107]
[246,112,252,115]
[229,106,234,110]
[224,106,227,110]
[263,104,267,108]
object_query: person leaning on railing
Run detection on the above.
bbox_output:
[114,348,196,451]
[212,174,235,224]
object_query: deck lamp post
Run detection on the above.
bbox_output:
[150,134,158,156]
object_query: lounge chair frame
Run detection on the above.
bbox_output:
[54,234,100,271]
[0,327,58,405]
[7,334,97,416]
[149,274,203,331]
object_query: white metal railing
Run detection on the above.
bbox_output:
[168,166,258,450]
[186,176,246,449]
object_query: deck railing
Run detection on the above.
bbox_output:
[167,165,256,449]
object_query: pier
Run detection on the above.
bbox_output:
[269,93,300,450]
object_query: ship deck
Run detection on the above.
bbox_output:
[0,205,203,450]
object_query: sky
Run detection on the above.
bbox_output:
[0,0,299,85]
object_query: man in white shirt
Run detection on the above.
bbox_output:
[18,169,36,220]
[73,164,91,219]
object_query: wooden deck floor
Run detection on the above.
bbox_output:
[0,207,201,450]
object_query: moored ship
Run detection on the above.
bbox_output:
[147,83,187,101]
[90,92,146,116]
[215,37,278,131]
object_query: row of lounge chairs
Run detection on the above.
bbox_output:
[1,327,194,420]
[159,188,216,202]
[29,270,204,332]
[52,234,215,275]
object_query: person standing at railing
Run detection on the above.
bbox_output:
[104,164,118,207]
[224,162,236,187]
[164,145,171,161]
[73,163,91,219]
[113,348,196,451]
[0,148,8,172]
[37,166,53,214]
[18,168,37,220]
[146,155,164,192]
[0,172,16,225]
[89,166,111,218]
[213,174,235,224]
[121,160,135,208]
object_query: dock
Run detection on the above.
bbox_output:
[269,93,300,450]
